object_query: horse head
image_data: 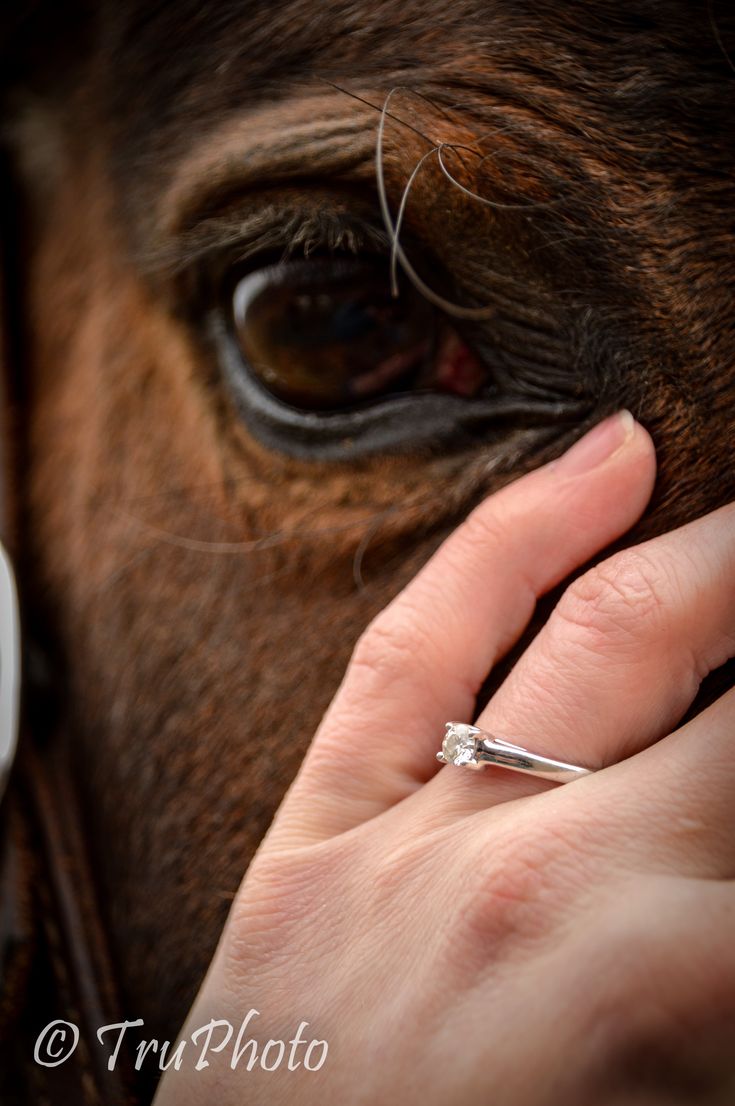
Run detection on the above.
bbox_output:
[1,0,733,1076]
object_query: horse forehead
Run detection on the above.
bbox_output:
[97,0,709,180]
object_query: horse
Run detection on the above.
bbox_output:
[1,1,734,1101]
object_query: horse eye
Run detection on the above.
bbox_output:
[230,257,487,412]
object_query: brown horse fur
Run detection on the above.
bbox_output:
[2,0,735,1069]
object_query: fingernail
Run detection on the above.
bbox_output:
[553,411,636,476]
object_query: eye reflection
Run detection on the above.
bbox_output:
[231,257,487,412]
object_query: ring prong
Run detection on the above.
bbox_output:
[436,752,447,763]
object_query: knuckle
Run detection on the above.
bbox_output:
[555,550,670,648]
[349,607,426,686]
[457,814,583,955]
[460,504,514,556]
[452,506,536,607]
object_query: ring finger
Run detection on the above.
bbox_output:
[426,499,735,816]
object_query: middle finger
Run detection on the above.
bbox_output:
[427,500,735,815]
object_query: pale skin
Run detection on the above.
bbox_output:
[155,412,735,1105]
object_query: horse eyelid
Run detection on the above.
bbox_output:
[155,197,390,282]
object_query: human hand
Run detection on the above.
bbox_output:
[155,412,735,1105]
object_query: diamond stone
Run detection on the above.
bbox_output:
[442,723,478,766]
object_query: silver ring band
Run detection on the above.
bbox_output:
[437,723,595,784]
